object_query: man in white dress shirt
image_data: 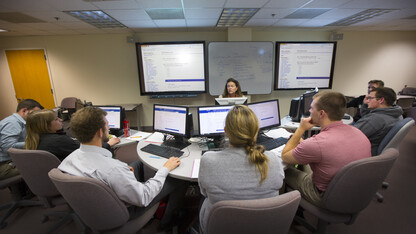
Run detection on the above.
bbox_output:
[58,106,186,228]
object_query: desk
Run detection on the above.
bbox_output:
[137,141,202,182]
[281,114,354,131]
[112,129,139,148]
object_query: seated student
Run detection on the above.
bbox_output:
[282,91,371,208]
[58,107,186,227]
[24,109,120,161]
[198,105,285,233]
[219,78,244,98]
[0,99,43,180]
[347,80,384,121]
[354,87,403,156]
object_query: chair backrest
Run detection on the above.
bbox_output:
[205,190,301,234]
[48,168,130,231]
[322,148,399,214]
[377,117,415,155]
[399,87,416,96]
[396,98,415,110]
[60,97,78,109]
[8,148,61,197]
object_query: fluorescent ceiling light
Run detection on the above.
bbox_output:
[0,28,8,32]
[327,9,397,26]
[145,9,184,20]
[217,8,259,27]
[64,10,126,28]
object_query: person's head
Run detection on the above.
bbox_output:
[222,78,243,97]
[25,109,62,150]
[368,87,397,109]
[310,91,346,123]
[16,99,44,120]
[367,80,384,94]
[224,105,269,183]
[70,106,108,144]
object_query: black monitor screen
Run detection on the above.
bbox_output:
[153,104,188,137]
[95,106,123,130]
[302,91,318,117]
[136,41,207,95]
[198,105,233,137]
[275,41,336,90]
[247,99,281,130]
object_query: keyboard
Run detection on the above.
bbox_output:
[258,137,288,151]
[140,144,184,158]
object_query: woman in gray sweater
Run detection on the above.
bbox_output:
[198,105,285,232]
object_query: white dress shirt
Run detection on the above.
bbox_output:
[58,144,169,207]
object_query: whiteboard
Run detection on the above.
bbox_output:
[208,42,274,95]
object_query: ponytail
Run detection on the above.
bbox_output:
[245,142,269,184]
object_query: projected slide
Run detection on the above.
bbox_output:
[139,42,206,93]
[276,42,336,90]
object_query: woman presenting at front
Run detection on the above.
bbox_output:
[219,78,244,98]
[198,105,285,233]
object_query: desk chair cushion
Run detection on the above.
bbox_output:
[377,117,415,155]
[321,148,399,214]
[206,190,301,234]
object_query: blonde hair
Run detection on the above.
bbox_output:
[25,109,56,150]
[225,105,269,183]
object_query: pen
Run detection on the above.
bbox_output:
[150,156,162,159]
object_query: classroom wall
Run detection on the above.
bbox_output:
[0,30,415,127]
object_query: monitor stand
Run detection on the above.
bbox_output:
[163,135,191,150]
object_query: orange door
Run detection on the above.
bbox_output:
[5,49,55,109]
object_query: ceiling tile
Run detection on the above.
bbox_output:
[91,0,141,10]
[245,18,278,26]
[120,20,158,28]
[105,9,151,21]
[184,8,222,19]
[136,0,182,9]
[154,19,186,27]
[224,0,270,8]
[264,0,312,8]
[186,19,218,27]
[252,8,296,19]
[274,18,309,26]
[183,0,226,8]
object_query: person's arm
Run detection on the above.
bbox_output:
[106,157,180,207]
[282,117,317,165]
[0,121,25,151]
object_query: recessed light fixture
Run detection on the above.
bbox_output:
[327,9,397,26]
[216,8,259,27]
[0,28,8,32]
[64,10,126,28]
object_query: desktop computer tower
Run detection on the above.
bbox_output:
[186,113,194,138]
[289,97,302,122]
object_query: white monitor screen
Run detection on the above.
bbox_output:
[215,97,247,105]
[97,106,122,129]
[153,104,188,136]
[137,41,206,95]
[247,100,281,130]
[198,105,233,136]
[275,42,336,90]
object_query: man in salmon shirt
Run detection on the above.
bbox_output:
[282,91,371,207]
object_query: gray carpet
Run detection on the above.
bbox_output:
[1,126,415,234]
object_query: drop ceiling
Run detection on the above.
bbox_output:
[0,0,415,37]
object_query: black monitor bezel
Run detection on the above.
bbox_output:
[197,105,233,137]
[274,41,337,90]
[136,41,207,96]
[247,99,281,131]
[301,90,318,117]
[152,104,189,137]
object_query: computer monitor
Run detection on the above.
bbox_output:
[153,104,190,149]
[95,106,123,135]
[301,91,317,117]
[288,89,318,122]
[198,105,233,147]
[215,97,247,105]
[247,99,281,130]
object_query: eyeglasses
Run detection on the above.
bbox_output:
[367,96,379,100]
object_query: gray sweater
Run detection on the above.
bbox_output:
[354,105,403,155]
[198,147,285,232]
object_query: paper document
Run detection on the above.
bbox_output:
[191,159,200,178]
[144,132,164,144]
[126,131,152,141]
[265,128,292,139]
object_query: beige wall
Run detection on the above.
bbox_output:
[1,30,415,127]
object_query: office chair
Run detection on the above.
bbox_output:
[8,148,85,233]
[204,190,301,234]
[48,168,159,233]
[294,148,399,234]
[375,117,415,202]
[0,174,42,229]
[59,97,78,120]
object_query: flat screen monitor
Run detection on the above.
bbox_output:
[136,41,207,96]
[247,99,281,130]
[153,104,188,137]
[198,105,233,137]
[275,41,336,90]
[215,97,247,105]
[95,106,123,130]
[302,90,318,117]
